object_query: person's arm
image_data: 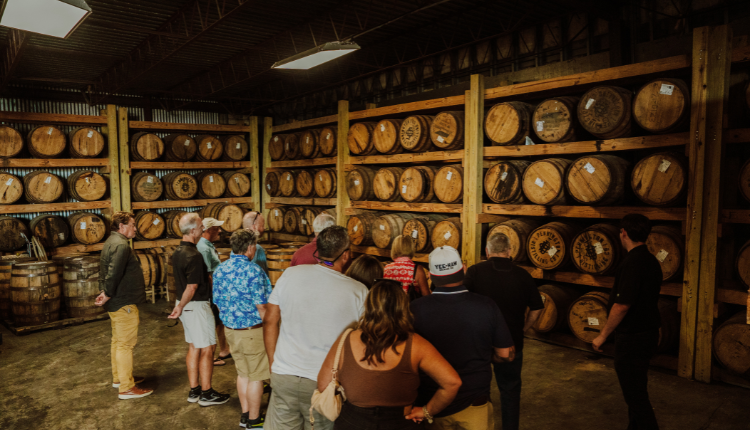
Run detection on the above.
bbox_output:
[263,304,281,368]
[406,335,462,422]
[493,345,516,363]
[96,244,129,306]
[523,309,543,332]
[414,266,431,296]
[168,284,197,318]
[592,303,630,352]
[490,301,516,363]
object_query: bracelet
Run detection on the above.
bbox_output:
[422,406,433,424]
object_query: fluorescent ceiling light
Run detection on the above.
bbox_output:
[273,41,361,70]
[0,0,91,38]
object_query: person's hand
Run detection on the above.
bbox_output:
[592,334,607,352]
[168,305,183,319]
[405,406,425,423]
[95,292,110,307]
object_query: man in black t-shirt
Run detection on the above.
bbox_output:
[592,214,662,430]
[464,233,545,430]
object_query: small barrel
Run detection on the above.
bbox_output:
[566,155,630,206]
[135,251,160,288]
[532,97,580,143]
[712,312,750,375]
[222,171,251,197]
[657,299,680,353]
[527,221,581,270]
[0,216,29,252]
[30,214,69,248]
[738,159,750,204]
[196,171,227,199]
[399,166,437,203]
[10,261,61,326]
[28,125,66,158]
[577,86,633,139]
[134,211,165,241]
[130,172,163,202]
[348,211,379,246]
[267,248,298,285]
[348,123,378,155]
[145,248,168,287]
[50,253,88,289]
[402,215,450,253]
[267,207,287,232]
[0,125,24,158]
[372,213,418,249]
[319,126,338,157]
[568,291,611,343]
[631,151,687,206]
[431,217,463,251]
[486,218,540,263]
[300,207,323,236]
[67,212,107,245]
[163,134,198,162]
[295,170,315,198]
[201,203,244,232]
[63,256,105,318]
[433,165,463,203]
[221,135,249,161]
[265,171,281,197]
[400,115,435,152]
[130,132,164,161]
[69,127,105,158]
[570,223,622,275]
[346,166,377,201]
[67,170,108,202]
[736,239,750,289]
[299,129,321,159]
[633,78,690,134]
[283,133,302,160]
[278,170,297,197]
[283,207,305,234]
[646,225,684,281]
[164,210,187,238]
[314,168,337,198]
[23,170,64,203]
[373,167,406,202]
[522,158,572,205]
[430,111,464,149]
[533,284,582,333]
[194,135,223,161]
[484,161,529,204]
[373,119,404,154]
[484,102,535,146]
[0,257,36,321]
[0,172,23,205]
[269,134,287,161]
[162,172,198,200]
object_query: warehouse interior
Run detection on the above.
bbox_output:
[1,0,750,429]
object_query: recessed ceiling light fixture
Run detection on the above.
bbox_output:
[0,0,91,38]
[272,41,361,70]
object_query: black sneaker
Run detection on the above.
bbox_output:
[247,416,264,428]
[198,388,230,407]
[187,386,201,403]
[240,415,249,428]
[263,382,272,395]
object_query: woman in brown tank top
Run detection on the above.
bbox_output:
[317,279,461,429]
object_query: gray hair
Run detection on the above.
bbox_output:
[230,229,258,255]
[179,213,201,235]
[313,213,336,235]
[317,226,350,260]
[487,233,511,254]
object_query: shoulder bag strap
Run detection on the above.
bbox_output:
[331,328,353,381]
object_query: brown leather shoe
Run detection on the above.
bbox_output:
[118,385,154,400]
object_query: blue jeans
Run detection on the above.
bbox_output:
[493,350,523,430]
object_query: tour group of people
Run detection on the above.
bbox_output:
[97,209,664,430]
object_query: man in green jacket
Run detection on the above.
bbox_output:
[95,211,153,400]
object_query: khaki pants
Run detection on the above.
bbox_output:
[265,373,333,430]
[427,402,495,430]
[109,305,139,393]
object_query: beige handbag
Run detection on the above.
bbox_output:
[310,328,353,427]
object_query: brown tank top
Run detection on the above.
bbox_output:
[338,331,420,408]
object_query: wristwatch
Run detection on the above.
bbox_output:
[422,406,434,424]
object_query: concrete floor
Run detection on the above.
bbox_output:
[1,302,749,430]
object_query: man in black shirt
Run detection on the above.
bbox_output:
[464,233,545,430]
[168,213,230,407]
[592,214,662,430]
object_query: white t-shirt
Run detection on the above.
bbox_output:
[269,264,368,380]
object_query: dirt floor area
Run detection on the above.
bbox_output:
[1,302,749,430]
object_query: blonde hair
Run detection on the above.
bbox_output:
[390,235,415,260]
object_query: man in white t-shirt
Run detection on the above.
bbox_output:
[263,226,368,430]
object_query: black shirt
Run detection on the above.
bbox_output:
[608,244,663,334]
[464,257,545,352]
[172,241,211,302]
[411,286,514,417]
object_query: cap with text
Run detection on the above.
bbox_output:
[202,217,225,229]
[429,246,464,286]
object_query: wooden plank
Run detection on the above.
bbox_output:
[482,204,685,221]
[0,111,107,125]
[269,157,337,169]
[105,105,121,213]
[0,312,109,335]
[732,44,750,63]
[132,197,254,210]
[48,243,106,255]
[118,107,132,213]
[484,133,688,158]
[261,117,273,218]
[248,116,261,213]
[349,150,464,165]
[0,158,109,168]
[721,209,750,224]
[352,245,430,263]
[349,95,465,121]
[0,200,112,214]
[271,114,338,133]
[268,232,313,243]
[129,121,249,133]
[463,75,484,267]
[336,100,350,228]
[133,238,181,249]
[348,201,462,214]
[716,288,748,306]
[724,128,750,144]
[268,197,336,206]
[130,161,251,170]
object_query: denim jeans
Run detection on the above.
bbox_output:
[493,350,523,430]
[614,330,660,430]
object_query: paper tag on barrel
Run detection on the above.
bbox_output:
[588,317,599,326]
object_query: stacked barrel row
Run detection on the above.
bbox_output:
[0,170,109,205]
[132,203,246,242]
[267,207,337,237]
[0,213,108,251]
[345,164,464,204]
[264,169,337,199]
[129,133,249,162]
[347,212,464,252]
[130,170,251,202]
[0,124,106,159]
[269,127,339,160]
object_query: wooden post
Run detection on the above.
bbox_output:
[336,100,350,228]
[248,116,261,212]
[117,107,131,213]
[105,104,121,213]
[262,117,273,218]
[462,74,484,266]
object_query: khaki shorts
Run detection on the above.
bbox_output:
[177,300,216,349]
[427,402,494,430]
[225,327,270,381]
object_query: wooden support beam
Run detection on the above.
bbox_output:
[248,116,261,213]
[462,75,484,266]
[261,117,273,220]
[0,29,29,95]
[336,100,350,228]
[105,105,122,213]
[118,107,132,213]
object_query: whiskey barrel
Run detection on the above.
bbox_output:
[222,171,251,197]
[0,172,23,204]
[281,133,301,160]
[399,165,437,203]
[221,135,249,161]
[67,170,108,202]
[130,132,164,161]
[348,123,378,155]
[402,215,450,253]
[484,102,535,146]
[431,217,463,251]
[373,213,418,249]
[487,218,540,263]
[433,165,463,203]
[738,159,750,204]
[646,225,684,281]
[346,166,376,201]
[0,216,29,251]
[577,86,632,139]
[568,291,610,343]
[0,257,36,320]
[319,126,338,157]
[532,97,580,143]
[134,211,165,241]
[267,207,287,232]
[165,246,178,302]
[216,248,232,263]
[269,134,287,161]
[736,239,750,289]
[164,210,187,238]
[69,127,105,158]
[533,284,582,333]
[300,207,323,236]
[201,202,244,232]
[373,119,404,154]
[712,312,750,375]
[135,251,159,288]
[295,170,315,197]
[631,152,687,206]
[162,172,198,200]
[299,129,321,159]
[163,134,198,162]
[194,135,223,161]
[23,170,64,203]
[0,125,23,158]
[131,172,163,202]
[570,223,622,275]
[633,78,690,134]
[527,221,581,270]
[400,115,435,152]
[196,171,227,199]
[50,253,87,288]
[11,261,61,326]
[374,167,406,202]
[278,170,297,197]
[28,125,66,158]
[145,247,168,286]
[484,161,529,204]
[265,171,281,197]
[30,214,69,248]
[314,168,337,198]
[348,211,379,246]
[657,299,680,353]
[522,158,572,205]
[267,248,298,285]
[283,207,305,235]
[67,212,107,245]
[63,256,104,318]
[566,155,630,206]
[430,111,464,149]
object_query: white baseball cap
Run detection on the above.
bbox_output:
[429,246,464,286]
[202,217,225,229]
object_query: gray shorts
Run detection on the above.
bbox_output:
[176,300,216,349]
